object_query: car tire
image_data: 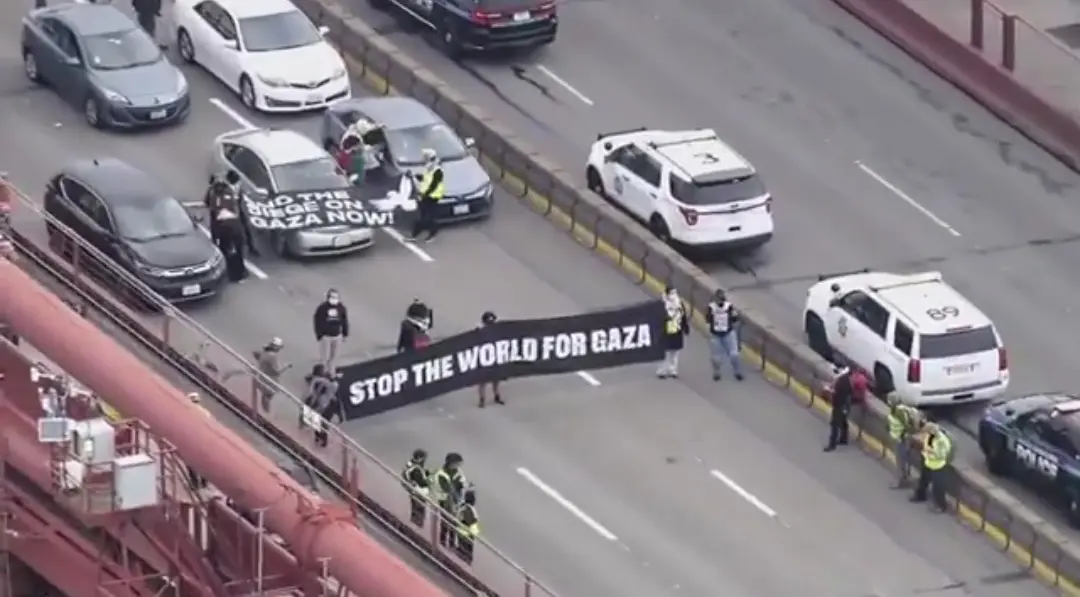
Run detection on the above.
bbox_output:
[272,231,290,258]
[23,50,41,84]
[982,438,1008,476]
[873,363,895,398]
[177,28,196,64]
[804,312,833,362]
[239,75,257,110]
[649,214,672,244]
[586,167,605,198]
[84,97,103,129]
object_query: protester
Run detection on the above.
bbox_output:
[657,287,689,378]
[397,299,433,353]
[131,0,163,46]
[706,289,743,381]
[303,364,341,448]
[824,366,868,452]
[477,310,504,407]
[313,290,349,374]
[254,338,290,412]
[215,206,247,283]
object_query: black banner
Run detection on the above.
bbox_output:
[338,300,666,420]
[243,179,417,231]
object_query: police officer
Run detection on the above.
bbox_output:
[706,289,743,381]
[478,311,504,408]
[433,452,466,548]
[401,449,431,527]
[456,484,480,564]
[887,393,923,488]
[911,422,952,511]
[215,204,248,283]
[397,299,434,352]
[657,287,689,378]
[407,149,445,243]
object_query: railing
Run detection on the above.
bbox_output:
[0,178,553,597]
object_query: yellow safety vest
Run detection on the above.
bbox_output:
[419,169,445,201]
[665,312,682,335]
[887,404,916,441]
[923,433,951,471]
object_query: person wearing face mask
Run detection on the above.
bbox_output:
[657,287,690,379]
[398,299,434,353]
[477,311,504,407]
[706,289,743,381]
[313,290,349,375]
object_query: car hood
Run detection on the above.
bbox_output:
[246,42,343,84]
[127,233,216,269]
[93,60,184,105]
[402,157,490,200]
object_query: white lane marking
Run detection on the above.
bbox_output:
[536,65,594,106]
[709,469,777,518]
[576,371,602,386]
[206,98,435,263]
[856,161,962,237]
[516,467,618,541]
[196,225,268,279]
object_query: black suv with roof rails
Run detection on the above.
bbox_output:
[369,0,557,57]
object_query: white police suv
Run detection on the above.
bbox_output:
[803,270,1009,406]
[585,128,773,251]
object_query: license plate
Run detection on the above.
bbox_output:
[513,10,530,21]
[149,109,167,119]
[946,363,976,375]
[306,93,323,103]
[181,284,201,297]
[453,203,470,215]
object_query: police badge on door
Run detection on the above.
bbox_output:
[613,175,623,196]
[838,316,848,337]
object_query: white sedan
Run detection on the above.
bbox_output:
[171,0,350,113]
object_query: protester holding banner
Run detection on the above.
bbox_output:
[657,288,690,379]
[313,290,349,375]
[477,310,504,408]
[397,299,434,353]
[303,364,341,448]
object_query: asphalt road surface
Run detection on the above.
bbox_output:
[0,2,1063,597]
[337,0,1080,537]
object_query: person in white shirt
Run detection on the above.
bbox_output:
[706,289,743,381]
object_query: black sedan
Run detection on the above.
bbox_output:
[44,158,226,304]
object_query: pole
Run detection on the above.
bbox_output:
[255,509,265,597]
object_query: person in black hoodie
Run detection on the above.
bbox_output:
[657,287,690,378]
[477,311,504,408]
[303,364,341,448]
[132,0,163,46]
[313,290,349,374]
[397,299,434,353]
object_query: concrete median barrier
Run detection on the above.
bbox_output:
[286,0,1080,593]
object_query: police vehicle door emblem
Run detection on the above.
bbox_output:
[613,175,623,196]
[838,316,848,337]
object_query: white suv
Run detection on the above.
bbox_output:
[585,128,773,250]
[803,271,1009,406]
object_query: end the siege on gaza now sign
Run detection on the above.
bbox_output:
[337,300,667,420]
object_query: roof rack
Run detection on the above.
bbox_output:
[647,131,719,151]
[869,271,943,292]
[597,127,648,141]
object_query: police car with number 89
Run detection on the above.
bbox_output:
[803,270,1009,406]
[585,128,774,252]
[979,394,1080,525]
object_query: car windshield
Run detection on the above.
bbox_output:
[239,11,321,53]
[386,124,467,166]
[669,173,768,206]
[919,325,998,359]
[113,199,195,242]
[272,158,348,192]
[82,28,161,70]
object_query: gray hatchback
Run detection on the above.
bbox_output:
[21,3,190,129]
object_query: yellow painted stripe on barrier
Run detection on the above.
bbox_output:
[342,54,1080,597]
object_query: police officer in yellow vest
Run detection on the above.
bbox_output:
[407,148,445,243]
[401,449,431,527]
[456,484,480,563]
[911,422,952,511]
[886,393,923,488]
[433,452,467,547]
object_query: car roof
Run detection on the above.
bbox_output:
[841,271,992,334]
[216,0,299,18]
[44,3,135,37]
[616,129,753,183]
[62,158,168,206]
[333,96,439,131]
[229,129,329,166]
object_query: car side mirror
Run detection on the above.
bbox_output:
[318,25,330,36]
[64,56,81,67]
[223,39,239,50]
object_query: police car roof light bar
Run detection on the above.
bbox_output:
[868,271,944,292]
[596,127,648,141]
[646,130,721,150]
[816,267,870,281]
